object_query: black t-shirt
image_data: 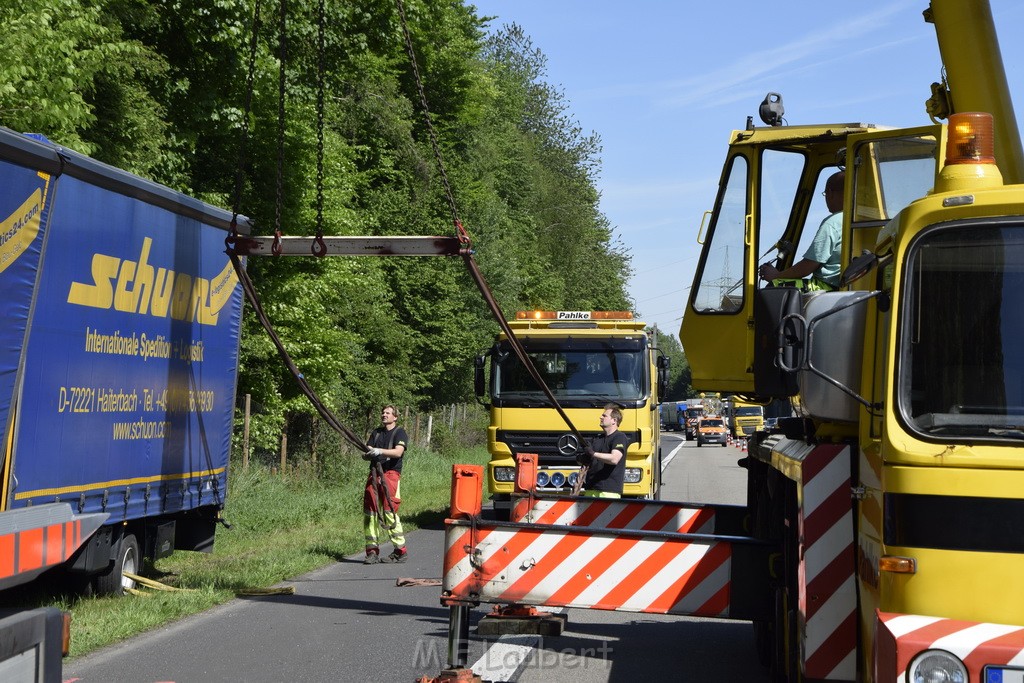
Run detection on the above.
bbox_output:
[584,429,632,493]
[367,426,409,474]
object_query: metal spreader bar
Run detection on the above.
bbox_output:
[230,235,466,257]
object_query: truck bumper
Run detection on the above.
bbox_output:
[875,610,1024,683]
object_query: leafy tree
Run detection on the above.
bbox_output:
[1,0,637,459]
[654,330,692,402]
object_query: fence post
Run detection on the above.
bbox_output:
[426,414,433,447]
[280,428,288,475]
[414,413,421,446]
[242,394,251,471]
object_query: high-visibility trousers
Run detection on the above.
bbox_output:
[363,471,405,550]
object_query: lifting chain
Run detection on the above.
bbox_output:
[393,0,588,451]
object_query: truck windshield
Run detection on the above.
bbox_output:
[736,407,762,416]
[899,222,1024,442]
[493,337,647,406]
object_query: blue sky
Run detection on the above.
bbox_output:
[468,0,1024,339]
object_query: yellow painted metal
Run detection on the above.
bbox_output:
[928,0,1024,183]
[680,124,868,393]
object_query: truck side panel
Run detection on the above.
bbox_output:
[0,160,53,511]
[0,129,246,545]
[11,176,242,521]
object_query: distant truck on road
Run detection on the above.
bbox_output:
[0,128,247,596]
[659,402,682,432]
[721,398,764,438]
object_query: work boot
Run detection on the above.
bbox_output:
[385,547,408,563]
[363,550,380,565]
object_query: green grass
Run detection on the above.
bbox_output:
[27,445,490,659]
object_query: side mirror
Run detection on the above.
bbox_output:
[839,250,879,288]
[656,355,670,400]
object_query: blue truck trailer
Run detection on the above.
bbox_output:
[0,126,248,597]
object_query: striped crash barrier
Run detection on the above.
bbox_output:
[0,503,108,591]
[875,610,1024,682]
[784,442,858,681]
[442,464,774,620]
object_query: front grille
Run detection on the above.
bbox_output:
[496,430,602,464]
[496,429,642,463]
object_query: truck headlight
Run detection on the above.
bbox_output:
[624,468,642,483]
[908,650,966,683]
[536,471,550,487]
[493,466,515,482]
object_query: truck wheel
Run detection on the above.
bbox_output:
[93,533,139,596]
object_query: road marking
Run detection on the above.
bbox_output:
[471,441,684,680]
[662,439,685,469]
[470,608,565,681]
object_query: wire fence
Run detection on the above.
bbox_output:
[236,396,485,474]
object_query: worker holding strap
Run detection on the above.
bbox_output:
[576,404,632,498]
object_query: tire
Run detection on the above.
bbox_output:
[721,441,727,447]
[696,439,703,447]
[93,532,139,596]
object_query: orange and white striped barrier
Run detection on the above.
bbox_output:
[442,516,773,618]
[443,466,773,620]
[875,610,1024,682]
[509,494,747,536]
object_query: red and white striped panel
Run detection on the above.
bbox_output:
[799,444,857,680]
[876,611,1024,682]
[443,521,731,616]
[0,504,108,591]
[512,497,717,535]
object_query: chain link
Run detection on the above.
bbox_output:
[228,0,263,245]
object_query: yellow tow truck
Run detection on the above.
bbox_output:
[474,310,669,518]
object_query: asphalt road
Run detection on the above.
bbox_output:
[63,433,769,683]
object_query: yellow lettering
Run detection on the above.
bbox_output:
[150,268,174,317]
[113,238,155,313]
[0,189,43,276]
[170,272,193,321]
[67,254,120,308]
[68,239,237,326]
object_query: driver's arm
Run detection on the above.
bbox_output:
[759,258,820,282]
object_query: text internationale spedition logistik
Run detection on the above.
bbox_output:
[83,326,205,363]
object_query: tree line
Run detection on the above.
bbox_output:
[1,0,657,457]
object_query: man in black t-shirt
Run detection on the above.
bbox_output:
[362,405,409,564]
[577,404,631,498]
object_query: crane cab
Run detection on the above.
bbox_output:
[680,116,943,400]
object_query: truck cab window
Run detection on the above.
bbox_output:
[899,223,1024,442]
[759,149,805,259]
[693,155,748,313]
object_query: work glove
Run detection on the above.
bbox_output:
[362,447,382,461]
[576,445,595,466]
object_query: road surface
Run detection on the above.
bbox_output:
[64,433,769,682]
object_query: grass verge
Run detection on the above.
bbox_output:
[11,445,489,659]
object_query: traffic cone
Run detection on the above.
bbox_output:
[741,439,748,452]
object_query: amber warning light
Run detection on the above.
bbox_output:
[515,311,633,321]
[946,112,995,165]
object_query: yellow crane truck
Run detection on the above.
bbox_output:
[678,1,1024,679]
[433,3,1024,682]
[474,311,668,519]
